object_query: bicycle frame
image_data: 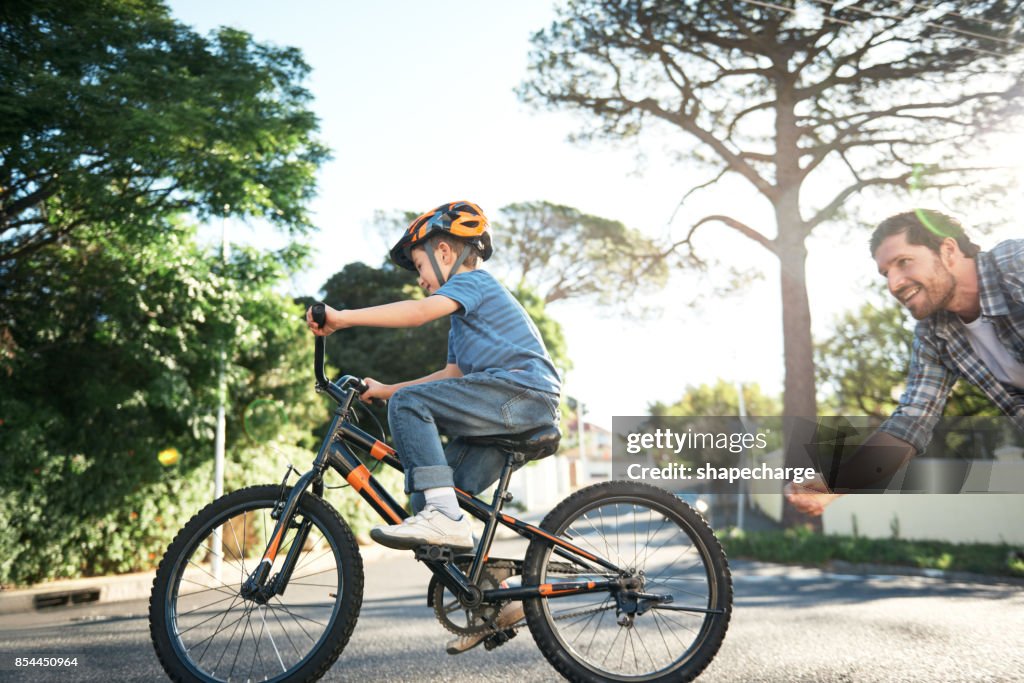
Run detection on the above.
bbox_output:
[241,378,630,610]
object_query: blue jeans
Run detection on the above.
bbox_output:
[387,372,560,513]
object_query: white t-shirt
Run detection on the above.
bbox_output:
[961,317,1024,389]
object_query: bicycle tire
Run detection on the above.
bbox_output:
[522,481,732,682]
[149,485,363,683]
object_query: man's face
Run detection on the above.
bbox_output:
[874,232,955,320]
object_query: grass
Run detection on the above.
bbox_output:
[720,528,1024,579]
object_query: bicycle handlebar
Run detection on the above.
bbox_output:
[311,302,369,396]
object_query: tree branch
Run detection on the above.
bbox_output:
[677,214,776,256]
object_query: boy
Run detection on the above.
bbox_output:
[306,201,561,650]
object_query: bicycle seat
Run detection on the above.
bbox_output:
[464,425,561,460]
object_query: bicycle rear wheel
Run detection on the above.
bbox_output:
[149,485,363,683]
[523,481,732,682]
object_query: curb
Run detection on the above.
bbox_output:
[0,570,156,616]
[0,542,406,617]
[824,559,1024,587]
[730,558,1024,588]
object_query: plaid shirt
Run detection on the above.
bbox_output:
[879,239,1024,452]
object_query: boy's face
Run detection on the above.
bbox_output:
[411,244,449,294]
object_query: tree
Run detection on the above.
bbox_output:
[650,379,782,418]
[520,0,1024,523]
[488,201,668,306]
[0,223,320,584]
[0,0,328,265]
[644,381,784,502]
[815,290,1009,458]
[371,202,670,309]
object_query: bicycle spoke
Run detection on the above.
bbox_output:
[193,593,246,666]
[247,605,269,681]
[260,605,288,675]
[176,591,242,619]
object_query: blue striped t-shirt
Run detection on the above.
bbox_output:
[434,270,561,396]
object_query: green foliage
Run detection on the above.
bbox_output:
[640,381,784,478]
[489,201,670,307]
[0,0,328,264]
[509,285,572,380]
[722,528,1024,579]
[0,224,321,585]
[369,202,671,312]
[650,379,782,418]
[815,295,915,417]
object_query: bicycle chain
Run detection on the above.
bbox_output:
[479,600,616,639]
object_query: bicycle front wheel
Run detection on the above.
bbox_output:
[523,481,732,683]
[149,485,363,683]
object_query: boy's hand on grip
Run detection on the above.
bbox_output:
[306,303,340,336]
[359,377,392,403]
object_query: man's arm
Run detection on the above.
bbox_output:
[786,431,916,515]
[786,331,955,516]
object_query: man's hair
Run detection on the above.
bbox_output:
[414,233,480,269]
[870,210,981,258]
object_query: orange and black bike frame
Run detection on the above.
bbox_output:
[241,324,624,607]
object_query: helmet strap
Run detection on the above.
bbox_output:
[428,242,475,287]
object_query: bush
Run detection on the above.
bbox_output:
[722,528,1024,579]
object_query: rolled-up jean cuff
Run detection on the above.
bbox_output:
[407,465,455,493]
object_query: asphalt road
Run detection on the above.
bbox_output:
[1,537,1021,682]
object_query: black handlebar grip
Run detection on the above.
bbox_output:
[354,379,369,394]
[311,302,327,329]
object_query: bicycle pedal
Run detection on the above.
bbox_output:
[483,628,517,651]
[413,544,456,563]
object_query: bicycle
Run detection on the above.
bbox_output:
[149,303,733,682]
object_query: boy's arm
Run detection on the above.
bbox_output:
[307,296,459,336]
[362,363,463,401]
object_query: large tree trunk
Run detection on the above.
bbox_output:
[776,213,823,531]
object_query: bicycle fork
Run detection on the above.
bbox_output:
[240,466,320,605]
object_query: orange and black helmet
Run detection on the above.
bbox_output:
[390,200,493,272]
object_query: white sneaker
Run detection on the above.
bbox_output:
[446,601,525,655]
[369,507,474,550]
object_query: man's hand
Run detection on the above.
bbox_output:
[784,477,843,517]
[306,304,345,336]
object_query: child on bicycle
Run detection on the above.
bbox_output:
[306,199,561,554]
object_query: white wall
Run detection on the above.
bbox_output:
[750,450,1024,544]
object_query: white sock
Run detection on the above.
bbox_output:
[423,487,462,521]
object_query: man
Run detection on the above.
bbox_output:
[787,210,1024,515]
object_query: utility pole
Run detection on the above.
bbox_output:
[211,214,229,581]
[576,399,587,483]
[735,379,747,531]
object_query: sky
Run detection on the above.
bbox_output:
[167,1,1022,428]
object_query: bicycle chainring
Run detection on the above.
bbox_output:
[431,567,506,636]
